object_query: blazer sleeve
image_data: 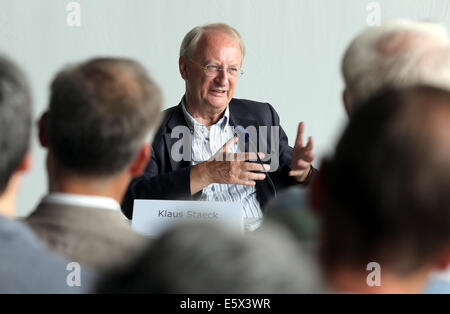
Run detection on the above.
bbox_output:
[264,102,317,192]
[121,147,193,219]
[266,102,299,189]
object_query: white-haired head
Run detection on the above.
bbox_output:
[342,19,450,115]
[180,23,246,59]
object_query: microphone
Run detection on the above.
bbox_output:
[234,126,277,199]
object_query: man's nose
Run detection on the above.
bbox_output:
[214,68,228,85]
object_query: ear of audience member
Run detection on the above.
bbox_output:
[25,58,163,273]
[0,54,96,293]
[96,222,326,293]
[315,86,450,293]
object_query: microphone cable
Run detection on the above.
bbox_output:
[234,126,277,199]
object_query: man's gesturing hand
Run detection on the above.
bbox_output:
[289,122,315,183]
[190,136,270,195]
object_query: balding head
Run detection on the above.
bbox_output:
[342,19,450,115]
[180,23,245,60]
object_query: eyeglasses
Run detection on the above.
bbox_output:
[189,59,244,78]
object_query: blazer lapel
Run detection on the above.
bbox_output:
[228,100,261,153]
[163,99,267,169]
[164,103,191,170]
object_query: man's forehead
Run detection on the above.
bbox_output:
[194,31,242,62]
[202,28,235,40]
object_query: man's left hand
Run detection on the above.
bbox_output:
[289,122,315,183]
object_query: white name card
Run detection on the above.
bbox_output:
[131,199,244,237]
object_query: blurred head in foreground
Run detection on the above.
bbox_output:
[97,222,325,293]
[0,54,32,217]
[315,86,450,293]
[41,57,163,192]
[342,19,450,116]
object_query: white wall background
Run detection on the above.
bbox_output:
[0,0,449,217]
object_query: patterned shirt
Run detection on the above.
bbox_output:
[181,100,263,231]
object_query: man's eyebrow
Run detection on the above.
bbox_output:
[205,60,240,66]
[203,60,219,66]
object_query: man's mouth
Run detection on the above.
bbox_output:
[210,89,227,95]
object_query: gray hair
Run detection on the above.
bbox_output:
[96,222,325,293]
[0,55,31,192]
[342,19,450,114]
[180,23,246,59]
[48,58,163,176]
[321,86,450,276]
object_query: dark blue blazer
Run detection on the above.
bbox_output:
[121,98,314,219]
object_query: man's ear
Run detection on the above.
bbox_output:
[129,144,151,177]
[38,111,49,148]
[343,89,351,117]
[17,151,32,174]
[434,248,450,271]
[179,56,188,80]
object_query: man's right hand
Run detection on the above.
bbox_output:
[190,137,270,195]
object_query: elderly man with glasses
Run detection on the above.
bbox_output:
[122,23,316,231]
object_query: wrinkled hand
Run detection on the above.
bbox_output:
[191,137,270,194]
[289,122,315,183]
[207,137,269,186]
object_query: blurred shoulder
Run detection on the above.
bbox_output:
[229,98,278,120]
[230,98,272,110]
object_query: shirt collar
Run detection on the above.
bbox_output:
[42,192,121,211]
[181,96,230,132]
